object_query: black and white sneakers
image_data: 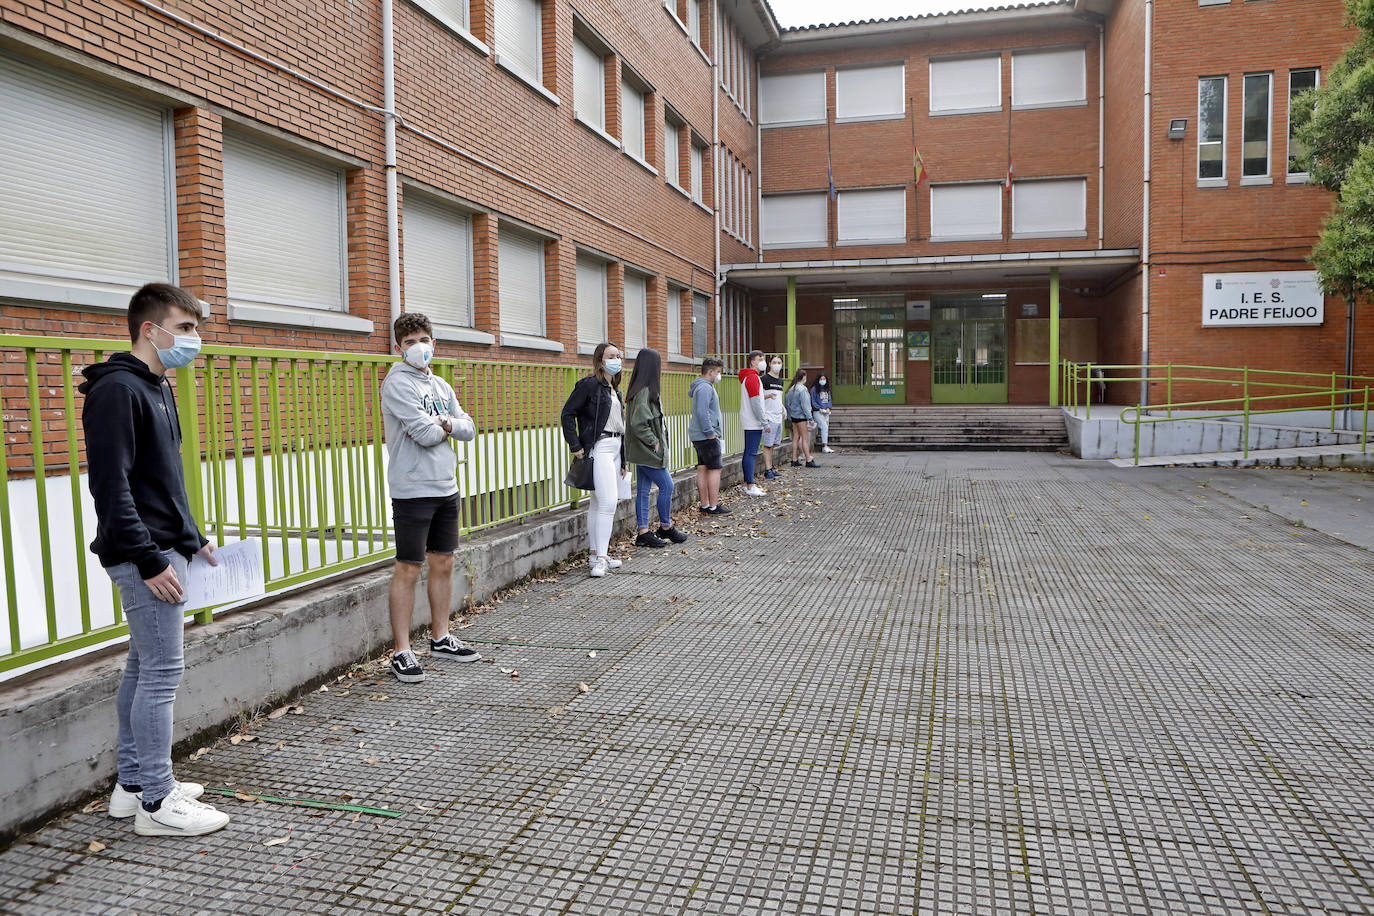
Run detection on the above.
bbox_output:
[391,649,426,683]
[430,634,481,663]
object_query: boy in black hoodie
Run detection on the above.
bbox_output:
[79,283,229,837]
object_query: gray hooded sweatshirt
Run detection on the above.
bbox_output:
[380,360,476,499]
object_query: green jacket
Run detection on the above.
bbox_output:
[625,387,668,468]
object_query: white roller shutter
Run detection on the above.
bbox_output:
[929,183,1002,240]
[574,37,605,130]
[664,121,681,185]
[690,143,704,202]
[621,81,645,159]
[402,193,472,327]
[687,0,702,47]
[836,64,905,121]
[412,0,469,32]
[837,188,906,244]
[223,133,345,311]
[576,254,606,343]
[0,54,171,288]
[1012,47,1086,108]
[692,292,709,356]
[1011,178,1086,237]
[496,0,541,83]
[624,271,647,352]
[668,286,683,355]
[762,194,827,248]
[761,71,825,126]
[498,227,544,336]
[930,56,1001,113]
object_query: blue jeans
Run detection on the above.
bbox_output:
[635,465,674,529]
[742,429,763,483]
[108,549,189,804]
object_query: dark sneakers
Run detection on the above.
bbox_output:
[656,526,689,544]
[635,530,669,548]
[391,649,425,683]
[805,460,820,468]
[763,469,781,480]
[430,634,482,662]
[703,504,732,515]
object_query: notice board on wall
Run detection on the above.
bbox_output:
[1015,318,1098,364]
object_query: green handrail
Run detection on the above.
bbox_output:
[0,335,748,675]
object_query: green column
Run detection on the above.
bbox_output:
[1049,266,1061,407]
[786,276,797,367]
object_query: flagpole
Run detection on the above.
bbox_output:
[826,115,835,248]
[910,95,920,242]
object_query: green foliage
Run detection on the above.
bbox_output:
[1290,0,1374,300]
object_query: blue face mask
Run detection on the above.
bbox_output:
[153,324,201,369]
[604,358,622,376]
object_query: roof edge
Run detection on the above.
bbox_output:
[778,1,1076,41]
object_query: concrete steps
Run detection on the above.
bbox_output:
[1109,443,1374,469]
[829,406,1069,451]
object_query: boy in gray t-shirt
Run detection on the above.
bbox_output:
[380,312,480,683]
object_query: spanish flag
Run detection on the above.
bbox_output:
[913,146,928,187]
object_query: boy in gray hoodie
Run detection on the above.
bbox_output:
[381,312,480,683]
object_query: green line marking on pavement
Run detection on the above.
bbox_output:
[460,639,613,650]
[202,787,403,817]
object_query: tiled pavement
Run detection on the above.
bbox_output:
[3,452,1374,914]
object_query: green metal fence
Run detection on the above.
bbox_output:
[1060,360,1374,464]
[0,335,744,675]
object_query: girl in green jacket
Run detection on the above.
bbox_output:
[626,349,688,548]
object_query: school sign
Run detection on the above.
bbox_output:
[1202,271,1324,328]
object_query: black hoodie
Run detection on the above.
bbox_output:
[78,352,207,579]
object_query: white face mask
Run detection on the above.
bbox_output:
[770,362,782,374]
[402,341,434,370]
[754,359,766,372]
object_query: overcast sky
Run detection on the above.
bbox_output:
[770,0,1006,28]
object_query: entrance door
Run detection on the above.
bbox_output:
[832,298,905,404]
[930,295,1008,403]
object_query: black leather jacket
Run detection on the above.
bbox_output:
[560,374,626,465]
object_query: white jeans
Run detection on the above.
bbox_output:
[587,437,622,558]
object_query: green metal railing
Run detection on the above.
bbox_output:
[0,335,744,675]
[710,351,803,376]
[1060,360,1374,465]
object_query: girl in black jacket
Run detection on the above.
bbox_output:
[560,342,627,576]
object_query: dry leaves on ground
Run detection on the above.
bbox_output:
[86,840,106,853]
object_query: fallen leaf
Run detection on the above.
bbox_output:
[510,670,520,680]
[329,725,344,732]
[190,746,209,761]
[359,741,367,749]
[587,651,597,659]
[82,799,108,814]
[546,706,564,716]
[87,840,106,853]
[415,802,435,811]
[499,667,514,674]
[364,758,380,765]
[577,683,590,693]
[350,812,361,822]
[318,685,330,692]
[289,705,305,715]
[341,792,359,800]
[267,706,290,720]
[263,835,290,847]
[387,720,398,727]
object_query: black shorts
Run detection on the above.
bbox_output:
[392,493,460,563]
[692,437,723,470]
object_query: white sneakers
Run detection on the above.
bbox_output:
[821,446,835,453]
[133,784,230,837]
[589,555,624,578]
[108,780,205,818]
[745,485,767,497]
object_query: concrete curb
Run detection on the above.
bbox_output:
[0,443,785,844]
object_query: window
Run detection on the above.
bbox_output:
[411,0,470,35]
[621,79,646,160]
[624,271,648,353]
[575,253,607,345]
[403,192,473,328]
[837,188,906,245]
[1011,178,1086,238]
[930,56,1001,114]
[496,0,541,83]
[223,133,346,311]
[1011,47,1085,108]
[692,291,709,356]
[761,193,827,248]
[761,71,826,127]
[1288,68,1319,178]
[498,227,545,336]
[668,285,683,355]
[1242,73,1272,179]
[664,118,681,186]
[687,0,702,49]
[573,35,605,131]
[929,183,1002,241]
[1198,76,1226,182]
[690,140,705,204]
[836,64,905,121]
[0,54,174,301]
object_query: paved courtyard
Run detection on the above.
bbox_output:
[3,452,1374,915]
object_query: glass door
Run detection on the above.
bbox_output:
[930,295,1008,404]
[832,297,905,405]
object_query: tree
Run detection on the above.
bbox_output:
[1291,0,1374,300]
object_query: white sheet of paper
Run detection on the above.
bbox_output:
[182,538,266,611]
